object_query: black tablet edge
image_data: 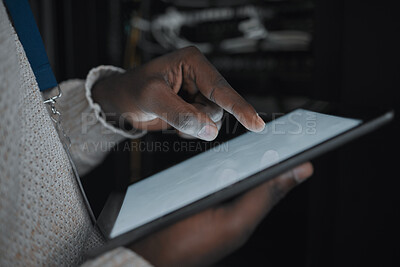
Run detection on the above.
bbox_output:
[95,190,127,237]
[87,110,393,259]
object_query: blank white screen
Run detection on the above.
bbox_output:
[110,109,361,238]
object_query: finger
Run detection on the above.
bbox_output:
[184,48,265,132]
[192,96,224,123]
[202,79,264,132]
[193,94,224,123]
[215,120,222,131]
[181,74,200,95]
[148,86,219,141]
[218,162,313,237]
[177,94,222,139]
[177,131,197,140]
[130,117,171,131]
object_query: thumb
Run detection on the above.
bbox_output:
[262,162,313,209]
[222,162,314,232]
[150,89,219,141]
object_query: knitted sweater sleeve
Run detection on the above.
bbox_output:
[47,67,153,266]
[81,247,152,267]
[44,66,146,176]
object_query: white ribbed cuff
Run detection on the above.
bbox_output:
[85,65,146,139]
[82,247,153,267]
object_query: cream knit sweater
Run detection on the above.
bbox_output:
[0,1,151,266]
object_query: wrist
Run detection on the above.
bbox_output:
[91,73,122,114]
[91,73,133,129]
[86,65,127,114]
[85,66,146,138]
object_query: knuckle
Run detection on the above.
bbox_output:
[140,77,165,98]
[230,102,243,120]
[173,111,197,133]
[144,76,165,91]
[208,86,217,103]
[209,76,229,103]
[213,75,229,88]
[183,45,201,55]
[180,46,203,63]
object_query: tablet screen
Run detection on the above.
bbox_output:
[110,109,361,238]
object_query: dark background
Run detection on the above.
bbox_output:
[31,0,399,266]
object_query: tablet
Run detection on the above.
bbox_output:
[89,102,393,257]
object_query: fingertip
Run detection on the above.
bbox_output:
[197,124,219,141]
[253,114,266,132]
[244,114,265,133]
[293,162,314,184]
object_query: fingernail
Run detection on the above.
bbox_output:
[293,166,310,184]
[198,124,218,141]
[255,114,266,132]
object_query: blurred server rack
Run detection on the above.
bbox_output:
[123,0,315,98]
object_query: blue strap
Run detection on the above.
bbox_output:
[4,0,57,91]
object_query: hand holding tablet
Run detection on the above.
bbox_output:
[90,104,393,264]
[89,46,393,266]
[129,162,313,267]
[111,109,360,238]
